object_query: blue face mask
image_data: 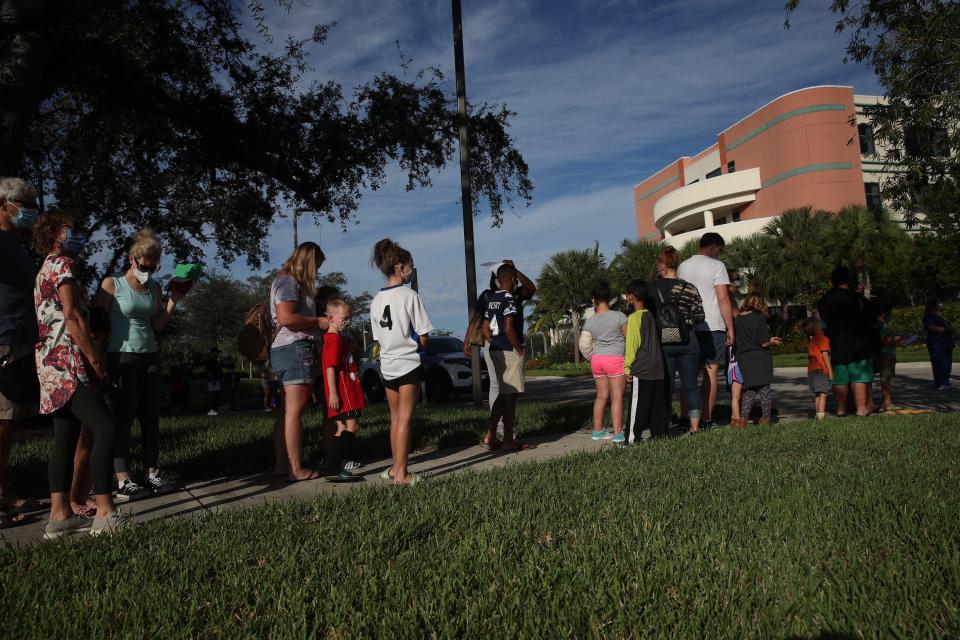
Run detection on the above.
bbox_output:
[8,203,38,230]
[61,228,87,256]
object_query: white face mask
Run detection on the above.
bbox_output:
[133,269,150,285]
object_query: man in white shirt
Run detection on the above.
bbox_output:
[677,232,735,427]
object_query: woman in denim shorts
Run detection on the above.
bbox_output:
[270,242,328,482]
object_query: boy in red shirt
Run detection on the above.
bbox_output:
[322,299,365,475]
[804,318,834,420]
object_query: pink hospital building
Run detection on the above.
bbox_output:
[633,86,894,246]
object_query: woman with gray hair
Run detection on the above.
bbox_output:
[0,177,41,528]
[94,228,188,500]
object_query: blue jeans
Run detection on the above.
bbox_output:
[929,346,953,387]
[662,335,702,419]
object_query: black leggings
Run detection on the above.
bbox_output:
[108,352,161,473]
[49,382,115,495]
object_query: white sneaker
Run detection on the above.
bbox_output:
[207,409,218,416]
[43,515,92,540]
[90,511,132,536]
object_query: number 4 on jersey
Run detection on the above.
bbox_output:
[379,305,393,331]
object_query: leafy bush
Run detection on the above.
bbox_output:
[547,361,591,371]
[891,301,960,346]
[543,338,575,367]
[525,358,544,370]
[767,300,960,355]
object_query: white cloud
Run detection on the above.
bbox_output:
[226,0,882,334]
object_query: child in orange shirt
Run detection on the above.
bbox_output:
[804,318,834,420]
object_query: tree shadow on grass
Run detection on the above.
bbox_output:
[6,401,594,499]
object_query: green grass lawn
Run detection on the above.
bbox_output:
[772,349,957,368]
[530,350,954,372]
[5,402,592,498]
[526,367,592,377]
[3,414,959,637]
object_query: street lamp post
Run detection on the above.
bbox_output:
[451,0,483,407]
[293,207,300,249]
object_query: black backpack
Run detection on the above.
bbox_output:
[654,283,688,345]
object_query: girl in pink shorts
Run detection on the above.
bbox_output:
[580,283,628,443]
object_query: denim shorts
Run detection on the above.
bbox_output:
[270,340,319,386]
[696,330,728,367]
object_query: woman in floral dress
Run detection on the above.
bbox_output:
[33,209,129,538]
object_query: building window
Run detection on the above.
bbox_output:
[715,216,726,225]
[732,210,741,223]
[727,161,735,173]
[858,123,876,155]
[705,167,722,179]
[905,126,950,158]
[864,182,882,210]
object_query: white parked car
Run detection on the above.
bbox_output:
[359,336,488,402]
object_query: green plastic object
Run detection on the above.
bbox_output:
[173,263,203,282]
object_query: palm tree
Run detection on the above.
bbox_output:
[750,207,833,311]
[608,238,661,294]
[827,205,904,298]
[723,234,765,292]
[537,243,607,365]
[678,237,700,261]
[526,295,562,356]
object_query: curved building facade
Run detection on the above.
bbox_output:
[634,86,882,247]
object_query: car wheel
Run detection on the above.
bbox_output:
[362,372,386,402]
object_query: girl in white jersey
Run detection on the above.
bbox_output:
[370,238,433,485]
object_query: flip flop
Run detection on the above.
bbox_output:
[501,441,535,451]
[393,472,423,486]
[286,470,322,483]
[72,503,97,518]
[0,511,28,528]
[0,496,38,515]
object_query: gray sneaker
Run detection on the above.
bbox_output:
[43,515,92,540]
[90,512,132,536]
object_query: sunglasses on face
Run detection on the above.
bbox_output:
[135,259,160,274]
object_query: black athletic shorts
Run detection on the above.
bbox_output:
[382,365,423,391]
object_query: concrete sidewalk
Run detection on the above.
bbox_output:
[2,362,955,546]
[0,428,607,546]
[524,361,959,419]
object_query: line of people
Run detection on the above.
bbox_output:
[0,177,190,536]
[578,232,952,443]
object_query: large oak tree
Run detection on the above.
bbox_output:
[0,0,533,276]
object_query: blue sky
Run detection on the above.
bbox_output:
[228,0,880,334]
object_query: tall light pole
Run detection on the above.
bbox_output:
[293,207,300,249]
[452,0,483,407]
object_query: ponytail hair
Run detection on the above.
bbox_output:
[371,238,412,277]
[657,245,680,271]
[129,227,162,262]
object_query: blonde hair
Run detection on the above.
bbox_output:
[740,292,768,316]
[129,228,162,261]
[279,241,325,298]
[325,298,350,315]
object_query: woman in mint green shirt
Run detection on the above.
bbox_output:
[93,228,186,501]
